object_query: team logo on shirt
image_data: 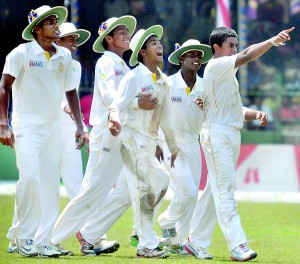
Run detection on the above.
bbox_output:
[171,96,182,103]
[141,85,154,93]
[29,61,43,67]
[103,147,110,152]
[58,62,64,72]
[115,70,125,76]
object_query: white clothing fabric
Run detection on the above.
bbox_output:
[80,158,170,244]
[3,40,74,129]
[202,54,244,129]
[60,59,83,199]
[51,126,123,244]
[13,122,62,246]
[158,70,204,245]
[110,63,178,154]
[109,63,178,250]
[51,51,129,244]
[89,51,130,127]
[4,40,74,246]
[196,55,248,252]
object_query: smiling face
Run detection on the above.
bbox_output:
[179,50,203,71]
[56,34,79,55]
[105,25,131,55]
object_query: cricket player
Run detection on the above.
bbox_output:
[109,25,179,258]
[0,5,88,258]
[51,15,136,256]
[157,39,212,257]
[185,26,294,262]
[55,22,90,200]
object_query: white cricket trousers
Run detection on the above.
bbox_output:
[60,120,83,199]
[7,122,61,246]
[158,140,201,245]
[51,126,123,244]
[118,128,160,249]
[7,120,82,242]
[80,158,170,244]
[196,123,247,251]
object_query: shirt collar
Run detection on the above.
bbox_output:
[31,39,63,58]
[104,51,125,65]
[174,69,202,92]
[138,63,168,85]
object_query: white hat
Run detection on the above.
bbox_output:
[93,15,136,53]
[22,5,68,41]
[129,25,163,67]
[59,22,91,46]
[168,39,212,65]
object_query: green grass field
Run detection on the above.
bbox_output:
[0,195,299,263]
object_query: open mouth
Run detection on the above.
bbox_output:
[157,51,163,57]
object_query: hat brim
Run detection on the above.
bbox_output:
[60,29,91,46]
[93,16,136,53]
[129,25,163,67]
[168,44,212,65]
[22,6,68,41]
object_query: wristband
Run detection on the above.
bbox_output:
[269,37,285,47]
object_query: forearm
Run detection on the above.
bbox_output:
[239,40,273,65]
[244,107,258,122]
[65,89,84,129]
[237,27,294,67]
[0,89,10,125]
[108,107,120,123]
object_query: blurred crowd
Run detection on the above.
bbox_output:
[245,0,300,134]
[1,0,300,139]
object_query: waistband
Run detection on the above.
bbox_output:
[202,122,240,131]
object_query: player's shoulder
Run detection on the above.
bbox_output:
[56,45,72,57]
[72,59,81,71]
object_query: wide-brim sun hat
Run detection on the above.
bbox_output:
[129,25,163,67]
[168,39,212,65]
[59,22,91,46]
[22,5,68,41]
[93,15,136,53]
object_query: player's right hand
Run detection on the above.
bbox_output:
[109,119,121,136]
[170,148,180,168]
[0,124,14,148]
[138,94,158,110]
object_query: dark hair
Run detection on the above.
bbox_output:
[102,28,117,50]
[137,34,158,63]
[209,27,238,54]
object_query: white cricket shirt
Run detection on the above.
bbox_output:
[60,59,82,122]
[3,40,74,128]
[110,63,178,154]
[202,54,244,129]
[168,70,204,143]
[89,51,130,127]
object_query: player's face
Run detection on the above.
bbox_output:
[144,36,163,65]
[58,34,79,55]
[180,50,203,71]
[110,25,131,51]
[39,15,60,40]
[220,37,238,56]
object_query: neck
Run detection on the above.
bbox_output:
[181,69,197,88]
[143,60,159,74]
[36,37,56,53]
[107,47,125,58]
